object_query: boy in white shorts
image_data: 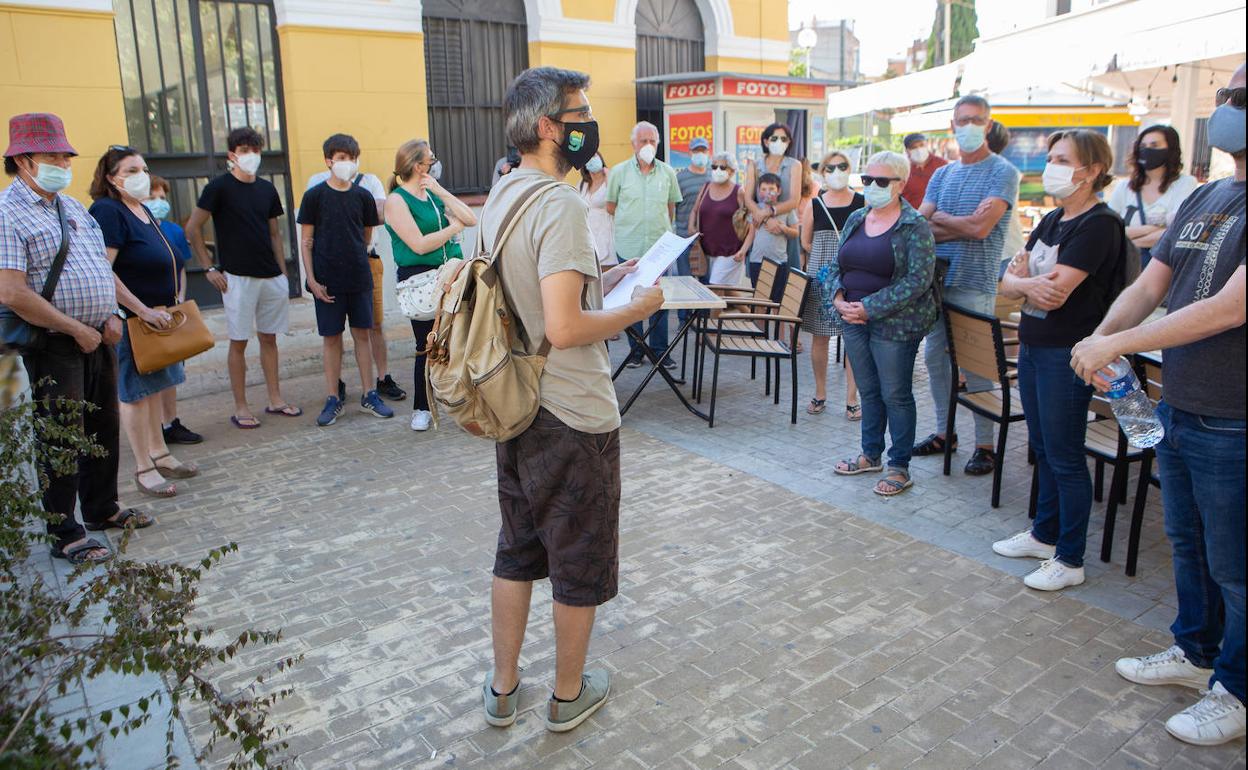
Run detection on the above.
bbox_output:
[186,127,299,428]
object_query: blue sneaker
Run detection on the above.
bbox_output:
[360,390,394,418]
[316,396,343,426]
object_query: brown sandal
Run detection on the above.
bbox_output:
[150,452,198,479]
[134,467,176,498]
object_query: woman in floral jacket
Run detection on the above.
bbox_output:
[824,151,938,496]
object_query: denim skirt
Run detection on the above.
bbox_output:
[116,321,185,403]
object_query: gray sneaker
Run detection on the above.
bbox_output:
[545,668,610,733]
[482,672,520,728]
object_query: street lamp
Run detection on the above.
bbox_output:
[797,26,817,79]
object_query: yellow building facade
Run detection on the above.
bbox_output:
[1,0,790,207]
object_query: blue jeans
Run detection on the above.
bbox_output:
[925,286,997,446]
[842,323,921,470]
[629,311,670,363]
[1155,400,1246,703]
[1017,344,1094,567]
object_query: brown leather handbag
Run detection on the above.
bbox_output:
[125,212,215,374]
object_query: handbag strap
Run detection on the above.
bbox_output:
[1134,187,1147,227]
[814,195,841,239]
[143,205,182,301]
[40,198,71,302]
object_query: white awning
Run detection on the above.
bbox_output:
[825,62,962,120]
[960,0,1246,93]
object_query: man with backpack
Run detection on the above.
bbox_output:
[476,66,663,734]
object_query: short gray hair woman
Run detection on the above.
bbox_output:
[689,151,752,286]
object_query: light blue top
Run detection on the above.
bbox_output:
[922,152,1020,295]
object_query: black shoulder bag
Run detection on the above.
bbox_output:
[0,198,72,353]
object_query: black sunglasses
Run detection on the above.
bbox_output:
[768,135,791,143]
[710,164,732,171]
[860,175,901,188]
[1215,87,1246,109]
[109,144,136,153]
[825,162,850,172]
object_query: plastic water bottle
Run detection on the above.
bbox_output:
[1103,358,1164,448]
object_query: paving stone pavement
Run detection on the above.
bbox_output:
[99,329,1245,770]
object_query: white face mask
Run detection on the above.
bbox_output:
[824,169,849,191]
[768,139,789,156]
[637,145,657,164]
[584,156,604,174]
[234,152,262,175]
[121,170,151,200]
[1041,163,1085,199]
[331,160,358,182]
[710,168,731,184]
[690,152,709,168]
[429,160,443,180]
[908,147,930,165]
[863,183,895,209]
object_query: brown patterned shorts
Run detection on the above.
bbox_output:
[493,408,621,607]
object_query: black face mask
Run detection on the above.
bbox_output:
[553,119,600,171]
[1136,146,1170,171]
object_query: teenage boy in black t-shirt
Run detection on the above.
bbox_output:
[297,133,390,426]
[186,127,300,429]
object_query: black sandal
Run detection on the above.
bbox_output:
[912,433,957,456]
[51,538,112,564]
[85,507,155,532]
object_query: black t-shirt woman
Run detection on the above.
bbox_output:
[992,129,1126,592]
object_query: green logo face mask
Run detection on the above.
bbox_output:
[568,130,584,152]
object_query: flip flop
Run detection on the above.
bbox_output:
[51,538,112,564]
[264,404,303,417]
[86,507,156,531]
[230,415,261,429]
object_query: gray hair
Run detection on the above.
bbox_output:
[711,151,736,169]
[866,151,910,185]
[954,94,991,117]
[630,121,659,142]
[504,67,591,154]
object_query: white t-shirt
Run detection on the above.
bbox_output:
[1107,174,1198,228]
[581,182,616,267]
[305,171,387,251]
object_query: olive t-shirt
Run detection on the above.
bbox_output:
[486,168,620,434]
[1151,178,1246,419]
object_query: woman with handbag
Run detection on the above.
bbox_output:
[802,151,865,419]
[384,139,477,432]
[689,153,753,288]
[89,146,198,498]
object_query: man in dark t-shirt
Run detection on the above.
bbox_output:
[1071,63,1246,748]
[297,133,388,427]
[185,126,298,428]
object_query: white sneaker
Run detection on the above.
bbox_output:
[1165,682,1246,746]
[992,530,1057,559]
[1116,645,1213,689]
[1023,558,1085,591]
[410,410,432,432]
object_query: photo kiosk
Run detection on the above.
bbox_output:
[637,72,836,174]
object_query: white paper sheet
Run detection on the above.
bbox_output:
[602,231,699,310]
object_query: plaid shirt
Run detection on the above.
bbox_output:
[0,177,117,328]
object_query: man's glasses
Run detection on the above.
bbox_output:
[825,162,850,172]
[546,106,592,121]
[1215,87,1246,108]
[859,175,900,188]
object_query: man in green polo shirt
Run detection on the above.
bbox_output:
[607,121,682,368]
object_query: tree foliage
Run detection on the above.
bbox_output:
[924,0,979,68]
[0,354,299,768]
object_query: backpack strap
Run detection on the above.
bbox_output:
[482,178,563,357]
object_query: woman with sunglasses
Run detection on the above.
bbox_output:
[801,151,864,420]
[689,152,753,285]
[88,145,197,501]
[384,138,477,432]
[829,151,938,497]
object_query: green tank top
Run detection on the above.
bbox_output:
[387,186,464,267]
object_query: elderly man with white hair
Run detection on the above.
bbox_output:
[607,120,682,368]
[826,151,939,498]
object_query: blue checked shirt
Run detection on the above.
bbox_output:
[0,178,117,329]
[922,152,1020,295]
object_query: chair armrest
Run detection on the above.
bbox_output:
[719,312,802,324]
[705,284,751,293]
[1000,320,1019,330]
[722,298,780,309]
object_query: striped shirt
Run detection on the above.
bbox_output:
[0,178,117,328]
[923,153,1020,295]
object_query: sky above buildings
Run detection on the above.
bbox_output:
[788,0,1049,77]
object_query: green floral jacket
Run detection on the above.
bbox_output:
[819,199,939,342]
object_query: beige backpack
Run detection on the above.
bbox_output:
[424,179,563,441]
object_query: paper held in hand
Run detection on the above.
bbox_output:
[603,231,699,310]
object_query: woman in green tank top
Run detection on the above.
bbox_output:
[383,138,478,431]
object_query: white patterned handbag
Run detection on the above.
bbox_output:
[396,269,443,321]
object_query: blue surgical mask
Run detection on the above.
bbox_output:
[863,183,895,209]
[147,198,172,220]
[954,124,986,154]
[1207,103,1246,154]
[33,163,72,194]
[584,156,604,174]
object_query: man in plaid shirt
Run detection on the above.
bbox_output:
[0,113,155,564]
